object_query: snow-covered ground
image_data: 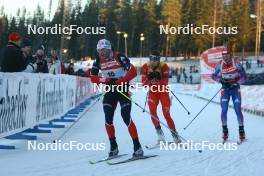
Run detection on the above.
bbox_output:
[0,88,264,176]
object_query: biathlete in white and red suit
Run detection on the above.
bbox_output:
[212,48,247,142]
[90,39,144,157]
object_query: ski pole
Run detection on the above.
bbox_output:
[170,90,191,115]
[119,90,204,152]
[117,91,187,142]
[141,80,150,112]
[142,92,148,112]
[53,92,106,143]
[183,88,222,130]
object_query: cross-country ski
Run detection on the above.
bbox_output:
[89,154,128,164]
[107,155,159,165]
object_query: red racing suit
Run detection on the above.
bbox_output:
[142,62,176,131]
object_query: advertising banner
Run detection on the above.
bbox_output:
[0,73,95,138]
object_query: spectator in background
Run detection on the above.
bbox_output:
[171,68,175,76]
[50,49,65,74]
[169,69,173,78]
[189,75,193,84]
[65,62,75,75]
[0,32,27,72]
[21,38,36,73]
[21,38,32,62]
[50,49,61,74]
[34,45,49,73]
[177,74,181,83]
[184,73,187,83]
[76,68,85,77]
[246,60,250,70]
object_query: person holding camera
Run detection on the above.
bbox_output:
[34,45,48,73]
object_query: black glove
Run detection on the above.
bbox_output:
[107,78,117,85]
[147,72,161,80]
[220,78,231,87]
[37,61,43,67]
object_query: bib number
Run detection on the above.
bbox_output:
[107,71,116,77]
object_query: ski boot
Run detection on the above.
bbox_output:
[132,138,144,157]
[239,126,246,142]
[156,127,165,144]
[222,125,228,141]
[172,130,182,144]
[108,138,119,157]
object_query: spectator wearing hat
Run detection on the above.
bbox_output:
[34,45,49,73]
[0,32,27,72]
[21,38,33,63]
[21,38,36,73]
[189,74,193,84]
[65,62,75,75]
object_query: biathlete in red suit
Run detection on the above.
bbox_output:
[90,39,143,157]
[141,51,181,144]
[212,48,247,142]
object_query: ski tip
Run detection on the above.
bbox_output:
[145,143,160,150]
[107,155,159,165]
[237,138,247,145]
[237,140,245,145]
[106,161,114,165]
[89,154,128,165]
[222,138,229,144]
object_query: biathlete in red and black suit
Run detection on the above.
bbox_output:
[90,39,144,157]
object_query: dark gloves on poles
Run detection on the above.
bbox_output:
[220,78,232,87]
[147,72,161,80]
